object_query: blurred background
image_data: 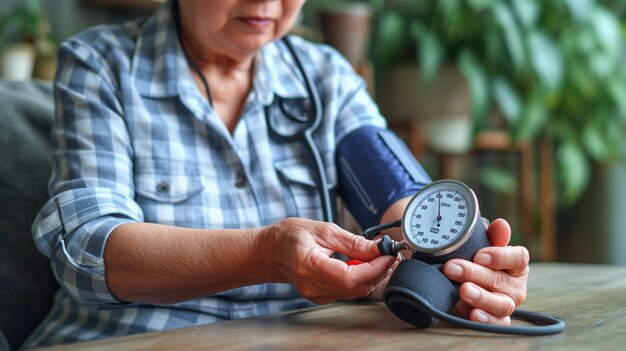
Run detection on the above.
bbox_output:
[1,0,626,264]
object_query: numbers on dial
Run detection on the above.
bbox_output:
[402,182,474,252]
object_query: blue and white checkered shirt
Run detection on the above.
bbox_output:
[25,2,387,348]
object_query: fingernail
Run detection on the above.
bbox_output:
[475,311,489,323]
[465,285,480,301]
[446,263,463,278]
[475,253,492,265]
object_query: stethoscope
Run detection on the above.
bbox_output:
[263,37,334,223]
[174,2,333,223]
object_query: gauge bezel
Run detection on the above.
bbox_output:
[400,179,479,256]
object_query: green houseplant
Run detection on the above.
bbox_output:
[371,0,626,205]
[0,0,55,80]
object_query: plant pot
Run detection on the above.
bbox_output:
[33,53,58,81]
[422,118,472,154]
[318,3,372,66]
[0,43,36,80]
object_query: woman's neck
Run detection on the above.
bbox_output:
[175,5,259,133]
[180,33,255,134]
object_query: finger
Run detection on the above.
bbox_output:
[313,251,396,292]
[473,246,530,276]
[443,259,526,306]
[485,218,511,247]
[360,258,401,301]
[296,253,370,302]
[348,255,398,284]
[469,309,511,326]
[458,283,516,318]
[444,259,503,289]
[322,225,382,262]
[368,263,396,292]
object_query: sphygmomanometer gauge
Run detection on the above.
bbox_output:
[400,179,483,260]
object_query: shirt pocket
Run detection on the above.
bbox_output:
[274,159,334,220]
[134,158,205,225]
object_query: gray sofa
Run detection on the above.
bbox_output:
[0,80,58,350]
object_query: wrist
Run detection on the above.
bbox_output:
[253,221,293,283]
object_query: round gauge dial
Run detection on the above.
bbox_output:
[401,179,479,256]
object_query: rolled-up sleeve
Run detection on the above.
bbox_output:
[32,37,143,306]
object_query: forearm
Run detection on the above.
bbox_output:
[104,222,276,304]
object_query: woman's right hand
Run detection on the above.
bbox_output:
[258,218,398,304]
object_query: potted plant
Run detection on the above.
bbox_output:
[318,0,375,67]
[371,0,626,206]
[0,0,55,80]
[298,0,380,97]
[302,0,381,66]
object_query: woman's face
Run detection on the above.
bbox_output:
[179,0,306,60]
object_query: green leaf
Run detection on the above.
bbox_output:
[591,8,621,55]
[608,79,626,120]
[374,12,406,72]
[411,23,444,83]
[493,2,526,71]
[493,76,522,124]
[582,119,611,161]
[516,89,546,140]
[480,167,517,194]
[528,30,564,92]
[588,7,622,78]
[511,0,539,28]
[557,140,590,205]
[459,50,490,134]
[564,0,594,22]
[588,53,615,80]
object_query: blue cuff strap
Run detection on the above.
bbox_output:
[336,126,431,230]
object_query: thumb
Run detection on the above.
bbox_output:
[486,218,511,247]
[322,227,384,262]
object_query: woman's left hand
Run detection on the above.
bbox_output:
[443,218,529,325]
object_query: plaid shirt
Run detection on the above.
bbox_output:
[25,1,387,348]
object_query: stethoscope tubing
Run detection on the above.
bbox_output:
[388,287,566,336]
[265,36,334,223]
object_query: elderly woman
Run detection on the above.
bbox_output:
[25,0,529,347]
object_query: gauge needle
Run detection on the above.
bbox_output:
[436,192,442,227]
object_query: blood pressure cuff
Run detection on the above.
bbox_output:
[336,126,431,230]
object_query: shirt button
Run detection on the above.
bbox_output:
[235,170,247,188]
[156,180,170,195]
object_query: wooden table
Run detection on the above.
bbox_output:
[34,263,626,351]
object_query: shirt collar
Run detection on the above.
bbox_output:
[131,1,309,103]
[131,0,198,98]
